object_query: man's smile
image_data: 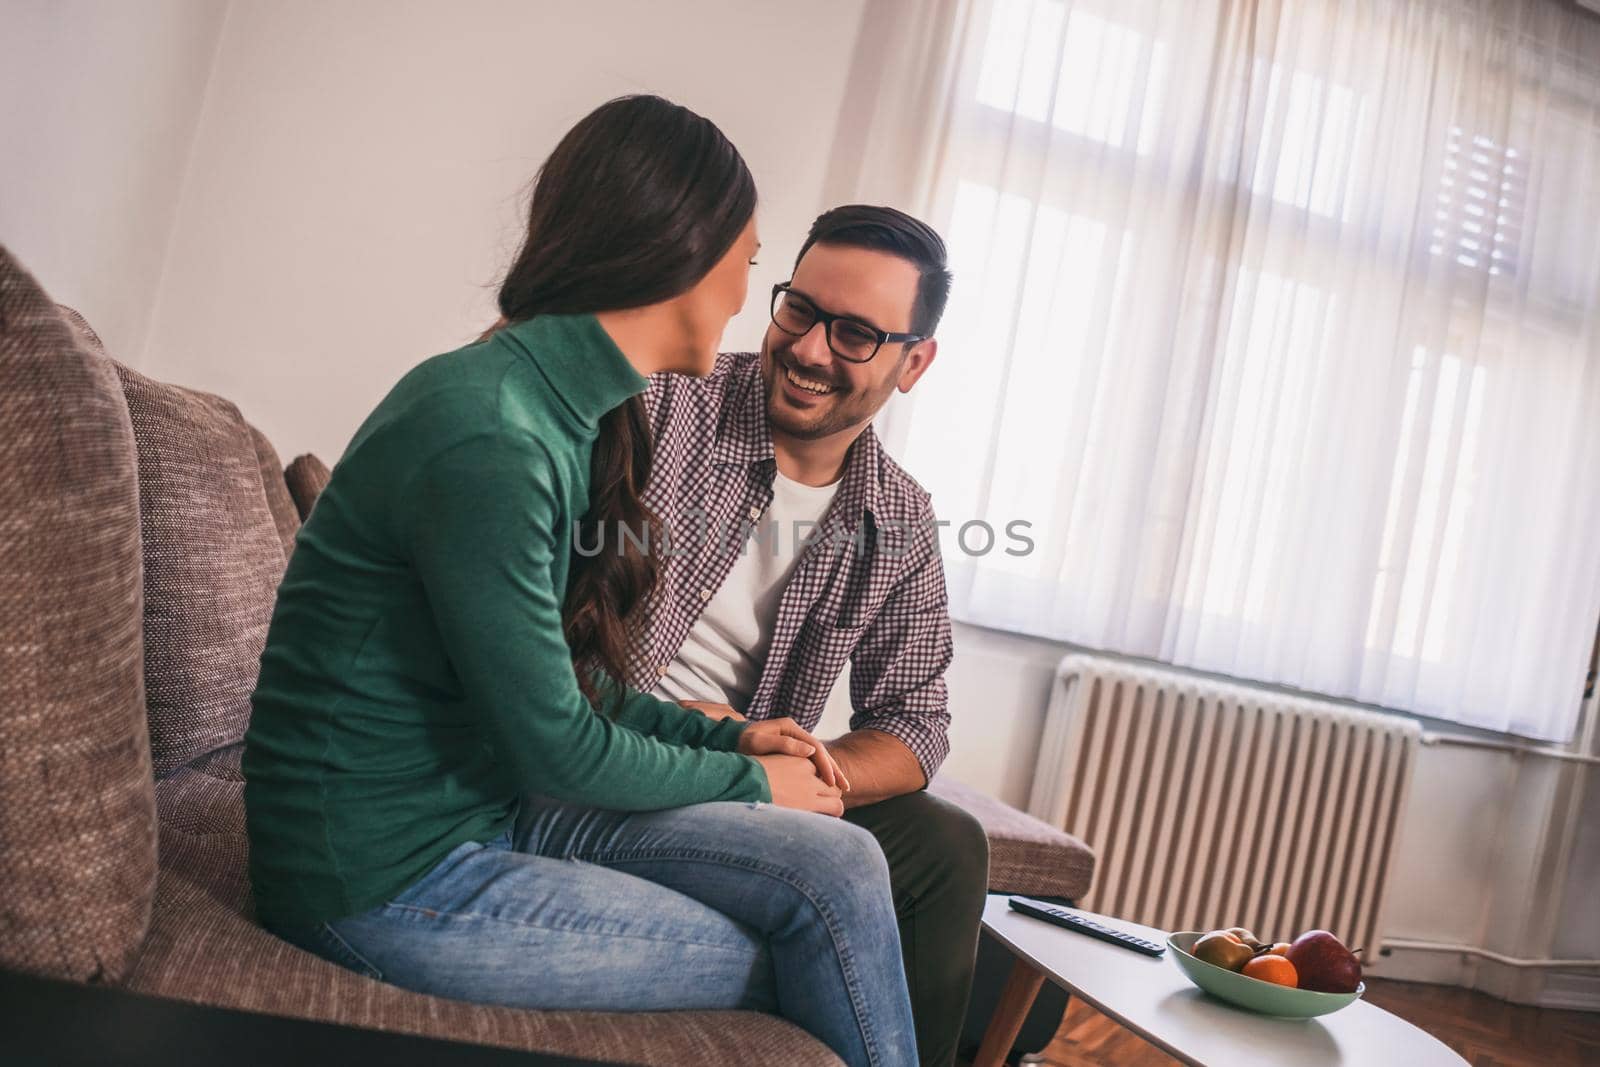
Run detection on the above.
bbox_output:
[784,364,838,396]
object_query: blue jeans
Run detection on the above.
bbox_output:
[272,800,917,1067]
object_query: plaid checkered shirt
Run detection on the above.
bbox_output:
[623,352,953,780]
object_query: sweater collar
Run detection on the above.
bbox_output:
[501,313,647,429]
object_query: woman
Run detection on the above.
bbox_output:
[243,96,916,1066]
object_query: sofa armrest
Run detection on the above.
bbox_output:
[928,776,1095,902]
[284,453,331,522]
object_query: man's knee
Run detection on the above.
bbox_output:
[858,789,990,899]
[918,791,990,898]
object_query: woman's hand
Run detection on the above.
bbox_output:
[737,717,850,792]
[754,755,845,817]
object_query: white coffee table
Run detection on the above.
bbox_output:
[975,895,1468,1067]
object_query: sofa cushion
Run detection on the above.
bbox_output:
[0,250,159,983]
[130,861,841,1066]
[930,776,1096,901]
[141,744,839,1063]
[129,880,843,1066]
[283,452,331,521]
[114,364,289,776]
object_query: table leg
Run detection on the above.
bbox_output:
[973,956,1047,1067]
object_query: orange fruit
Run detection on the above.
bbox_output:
[1242,953,1298,987]
[1266,942,1292,956]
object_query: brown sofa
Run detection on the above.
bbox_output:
[0,244,1094,1065]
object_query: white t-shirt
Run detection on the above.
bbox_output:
[652,470,842,712]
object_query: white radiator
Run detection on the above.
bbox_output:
[1028,655,1420,963]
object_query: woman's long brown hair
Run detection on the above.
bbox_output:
[493,95,755,709]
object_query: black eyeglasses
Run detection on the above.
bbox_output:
[769,283,926,364]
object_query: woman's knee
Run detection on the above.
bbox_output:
[770,809,893,894]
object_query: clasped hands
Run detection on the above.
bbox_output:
[680,700,851,817]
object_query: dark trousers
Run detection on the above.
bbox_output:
[844,789,990,1067]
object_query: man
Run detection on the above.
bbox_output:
[628,205,986,1067]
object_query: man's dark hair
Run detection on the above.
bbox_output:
[794,205,952,337]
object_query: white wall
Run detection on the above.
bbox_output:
[139,0,867,464]
[1555,773,1600,958]
[1547,723,1600,1009]
[0,0,226,364]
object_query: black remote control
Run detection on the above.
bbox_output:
[1008,896,1166,957]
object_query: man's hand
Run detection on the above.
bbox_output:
[678,699,746,723]
[753,755,845,816]
[737,717,851,793]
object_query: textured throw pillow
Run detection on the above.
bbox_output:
[56,303,107,356]
[114,364,290,777]
[0,250,158,982]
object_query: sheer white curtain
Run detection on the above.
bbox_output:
[848,0,1600,739]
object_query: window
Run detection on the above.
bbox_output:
[887,0,1600,738]
[1432,126,1524,276]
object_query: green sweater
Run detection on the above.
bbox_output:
[243,314,770,928]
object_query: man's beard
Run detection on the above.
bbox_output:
[761,341,890,441]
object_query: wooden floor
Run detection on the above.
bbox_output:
[1023,977,1600,1067]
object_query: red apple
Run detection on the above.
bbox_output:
[1285,930,1362,993]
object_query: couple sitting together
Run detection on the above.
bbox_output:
[243,94,984,1067]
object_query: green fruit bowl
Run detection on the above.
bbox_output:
[1168,932,1364,1019]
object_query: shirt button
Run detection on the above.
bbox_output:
[656,665,669,677]
[748,505,761,520]
[699,588,713,601]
